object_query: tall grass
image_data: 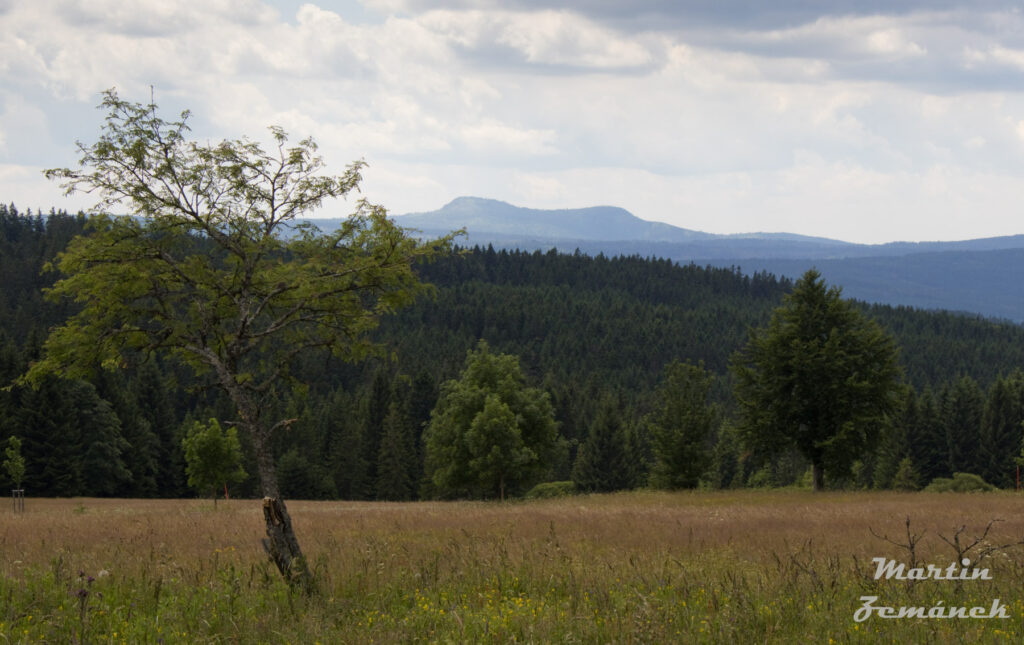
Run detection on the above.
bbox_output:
[2,491,1022,643]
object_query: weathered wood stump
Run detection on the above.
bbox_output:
[261,497,313,593]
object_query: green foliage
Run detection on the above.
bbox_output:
[923,472,995,493]
[941,376,985,478]
[732,269,903,490]
[3,435,25,488]
[278,448,337,500]
[524,480,577,499]
[375,401,416,501]
[892,457,921,491]
[423,340,561,500]
[181,418,246,503]
[571,397,634,493]
[7,204,1024,497]
[22,89,454,502]
[647,361,716,489]
[979,371,1024,488]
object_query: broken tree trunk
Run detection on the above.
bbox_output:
[261,496,314,593]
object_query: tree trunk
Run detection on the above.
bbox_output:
[812,462,824,492]
[250,425,313,593]
[217,368,314,593]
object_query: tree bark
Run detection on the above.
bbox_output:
[250,423,313,593]
[217,368,313,592]
[812,462,824,492]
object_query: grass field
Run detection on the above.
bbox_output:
[2,490,1023,643]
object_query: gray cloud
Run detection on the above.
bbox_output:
[370,0,1021,30]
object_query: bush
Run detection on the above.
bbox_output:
[525,481,577,499]
[923,472,995,493]
[891,457,921,491]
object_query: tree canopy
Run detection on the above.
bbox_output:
[731,269,903,491]
[3,435,25,489]
[423,340,561,499]
[182,418,246,506]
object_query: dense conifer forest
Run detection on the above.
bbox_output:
[3,204,1024,498]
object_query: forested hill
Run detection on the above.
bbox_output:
[373,244,1024,393]
[3,205,1024,499]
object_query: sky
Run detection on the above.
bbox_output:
[3,1,1024,243]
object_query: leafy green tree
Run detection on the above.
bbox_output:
[731,269,903,491]
[3,435,25,489]
[181,418,247,506]
[24,90,453,587]
[647,360,717,489]
[423,340,560,500]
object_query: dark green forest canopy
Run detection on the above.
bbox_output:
[4,206,1024,393]
[3,205,1024,497]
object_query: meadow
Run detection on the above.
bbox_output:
[2,491,1023,643]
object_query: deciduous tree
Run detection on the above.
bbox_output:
[3,435,25,489]
[181,418,246,506]
[23,89,453,589]
[423,341,560,500]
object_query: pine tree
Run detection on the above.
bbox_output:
[892,457,921,491]
[914,387,948,481]
[942,376,984,476]
[375,401,415,500]
[648,360,716,489]
[979,372,1024,488]
[361,369,391,498]
[572,397,631,493]
[732,270,903,491]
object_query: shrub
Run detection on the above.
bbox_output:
[923,472,995,493]
[525,481,577,499]
[891,457,921,491]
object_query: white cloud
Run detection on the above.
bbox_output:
[2,0,1024,244]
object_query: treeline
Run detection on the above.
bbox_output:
[2,205,1024,497]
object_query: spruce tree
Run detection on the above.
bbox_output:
[942,376,984,476]
[979,372,1024,488]
[572,397,631,493]
[732,270,903,491]
[375,401,415,501]
[648,360,716,489]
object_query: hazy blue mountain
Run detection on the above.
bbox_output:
[726,250,1024,323]
[306,196,1024,321]
[390,197,853,250]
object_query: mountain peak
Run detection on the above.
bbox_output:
[397,196,708,243]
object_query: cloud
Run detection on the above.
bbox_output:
[4,0,1024,243]
[418,9,659,72]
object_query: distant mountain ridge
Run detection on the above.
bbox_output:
[310,196,1024,322]
[394,197,853,249]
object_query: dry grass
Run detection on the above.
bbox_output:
[2,491,1023,642]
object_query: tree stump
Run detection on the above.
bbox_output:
[261,497,313,593]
